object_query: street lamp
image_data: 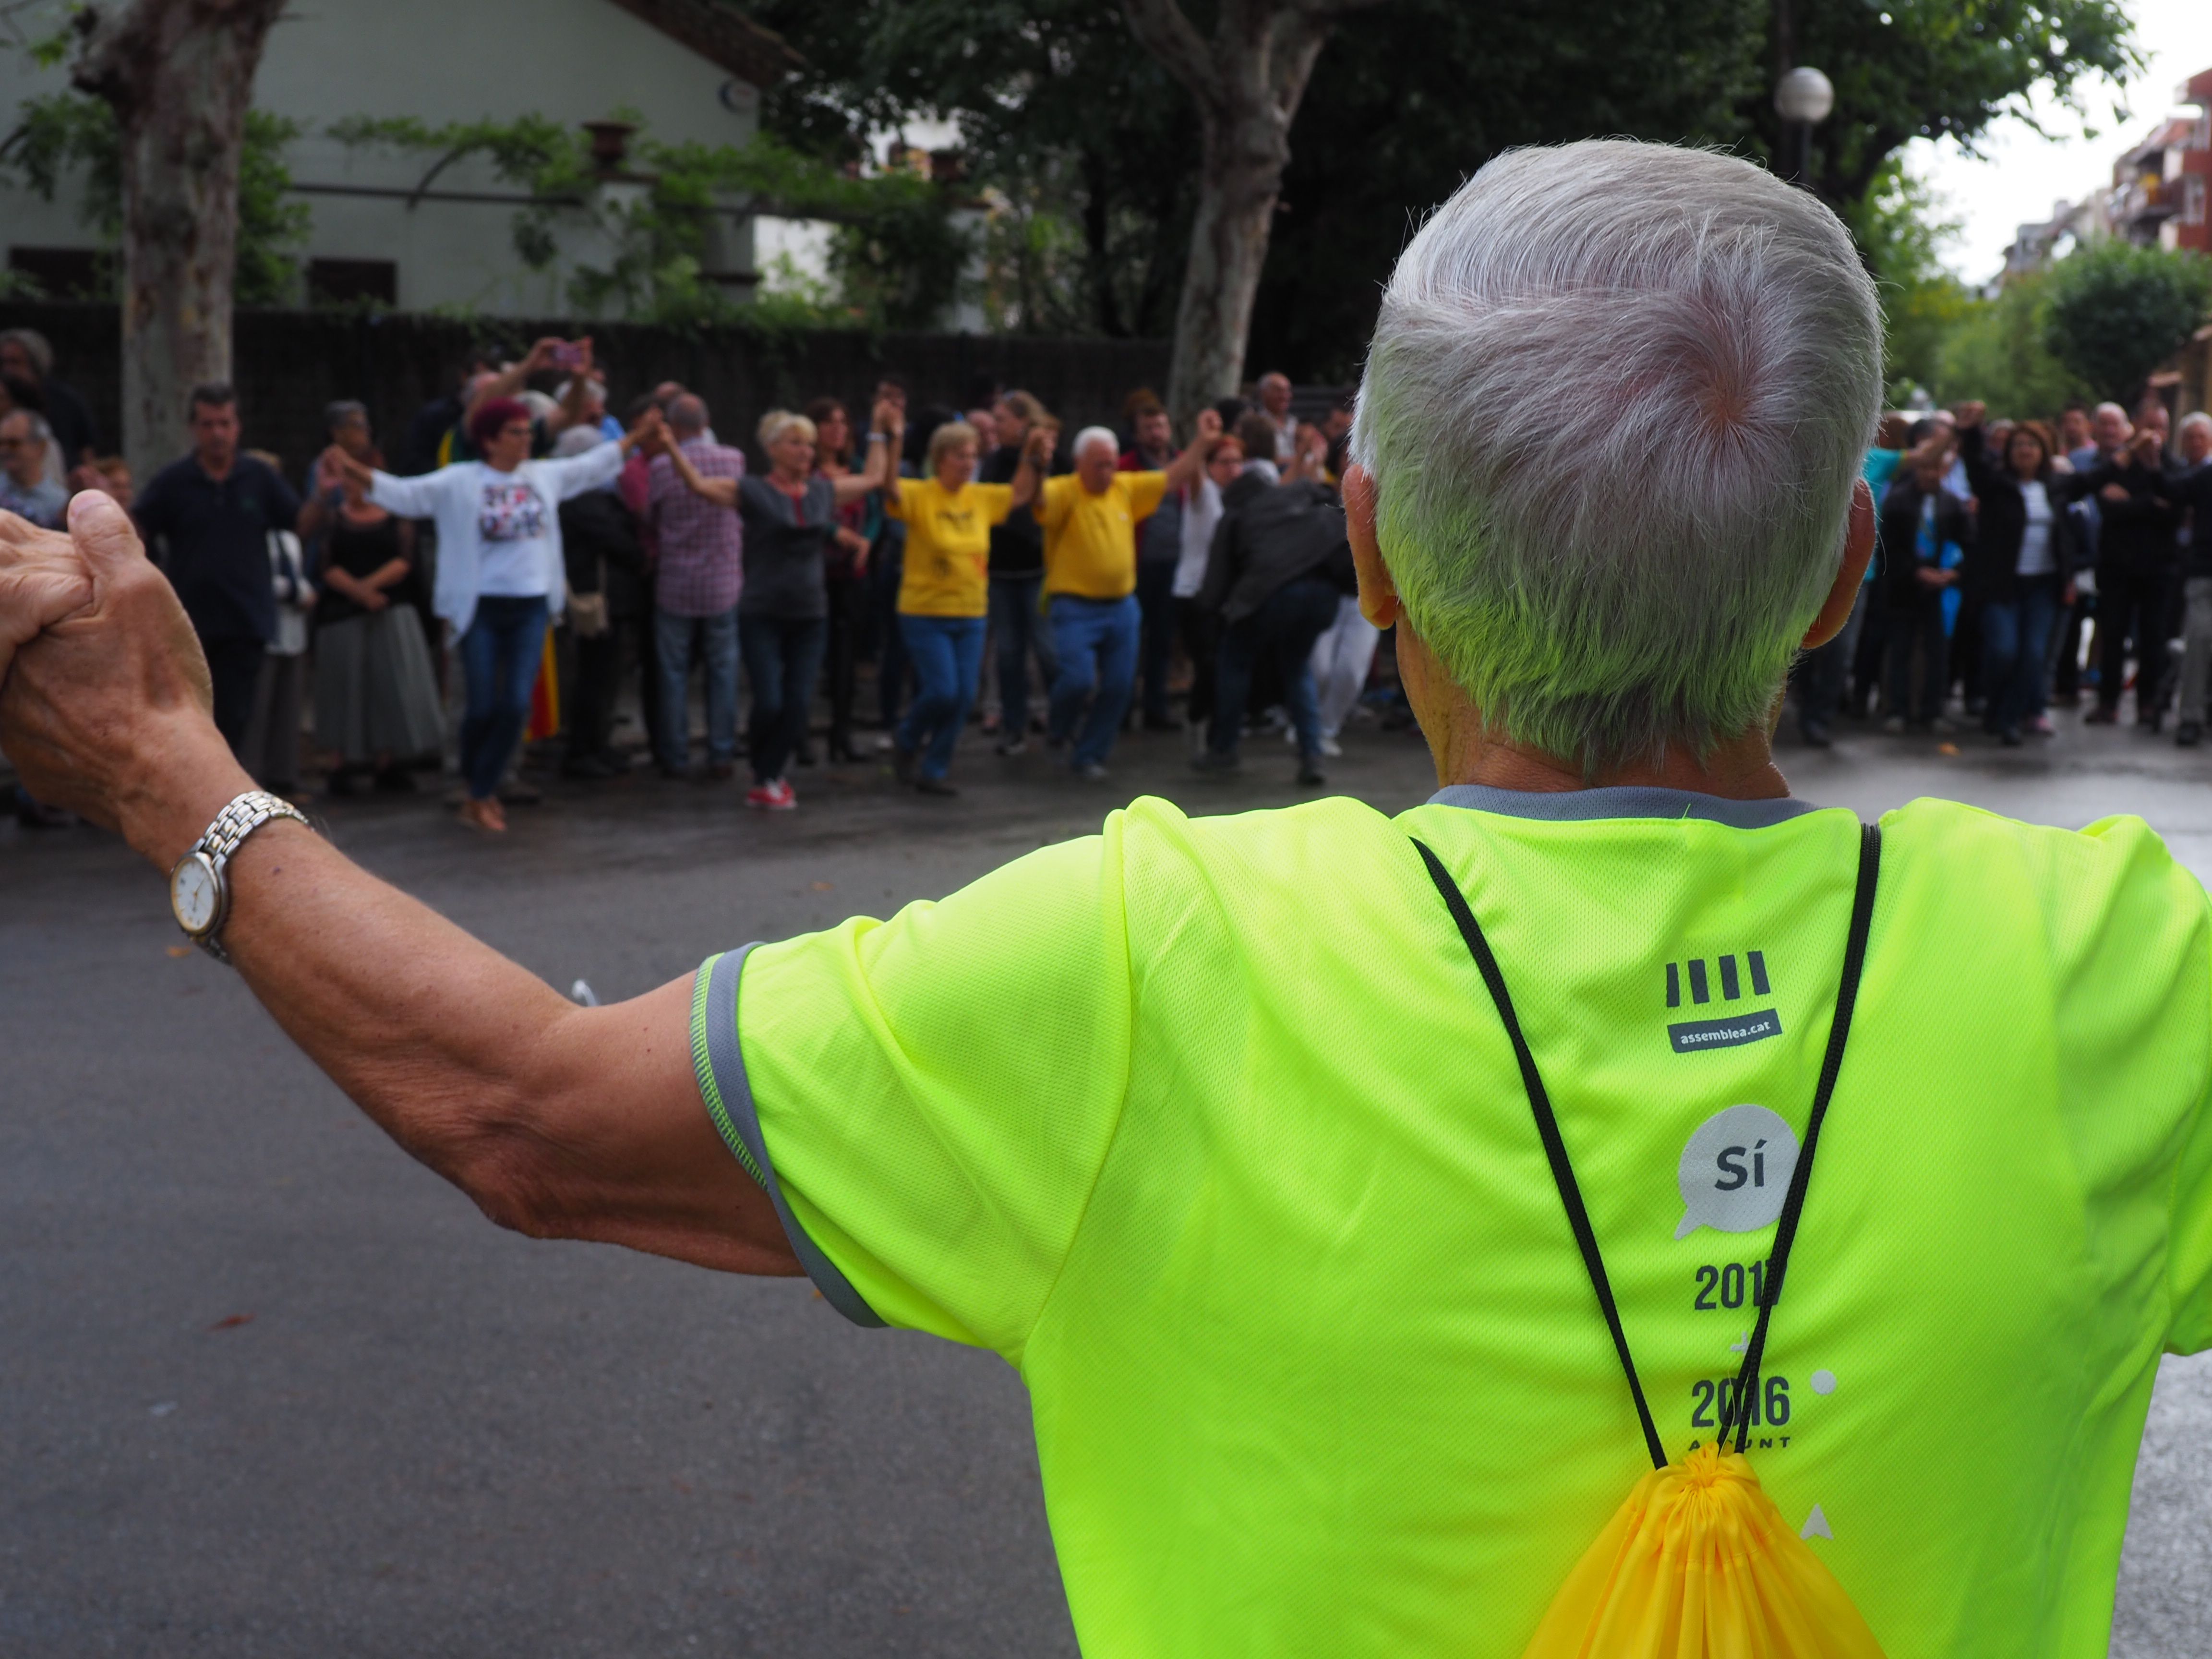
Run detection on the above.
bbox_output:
[1774,66,1835,189]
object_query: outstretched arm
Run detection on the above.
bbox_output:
[665,438,739,508]
[0,495,799,1278]
[1161,408,1223,493]
[829,400,904,506]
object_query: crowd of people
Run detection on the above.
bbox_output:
[1799,391,2212,749]
[14,314,2212,836]
[1,326,1377,831]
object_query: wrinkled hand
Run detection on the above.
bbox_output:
[2100,482,2129,503]
[1954,401,1987,430]
[1914,565,1954,588]
[0,509,97,692]
[0,492,244,858]
[1192,407,1223,447]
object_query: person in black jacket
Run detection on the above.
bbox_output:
[1191,467,1357,785]
[980,391,1059,753]
[2158,412,2212,744]
[555,460,647,780]
[1877,437,1971,732]
[2062,429,2180,727]
[1955,407,2075,745]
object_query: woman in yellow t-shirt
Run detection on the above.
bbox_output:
[881,421,1043,794]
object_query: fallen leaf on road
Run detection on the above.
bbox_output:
[167,945,192,958]
[1937,743,1960,756]
[811,881,834,891]
[210,1313,255,1331]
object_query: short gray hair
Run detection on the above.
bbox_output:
[2181,411,2212,439]
[0,407,51,445]
[0,327,53,378]
[668,394,708,434]
[1072,425,1118,461]
[1351,140,1881,773]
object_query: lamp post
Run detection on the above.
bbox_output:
[1774,65,1835,191]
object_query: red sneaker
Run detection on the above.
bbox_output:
[745,782,777,810]
[766,778,797,811]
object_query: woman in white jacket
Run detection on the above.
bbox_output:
[325,397,661,831]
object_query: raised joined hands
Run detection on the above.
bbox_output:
[0,492,242,859]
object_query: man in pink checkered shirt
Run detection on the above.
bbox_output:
[647,395,745,779]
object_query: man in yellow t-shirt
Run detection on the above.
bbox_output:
[1036,412,1217,779]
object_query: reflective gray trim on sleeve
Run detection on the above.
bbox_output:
[697,946,886,1328]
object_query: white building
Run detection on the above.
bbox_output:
[1,0,792,314]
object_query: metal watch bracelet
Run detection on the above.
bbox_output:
[172,790,313,964]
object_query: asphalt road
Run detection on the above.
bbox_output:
[5,710,2212,1656]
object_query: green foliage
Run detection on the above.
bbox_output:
[2040,238,2212,405]
[331,113,968,330]
[0,90,122,233]
[0,267,46,301]
[755,0,2139,374]
[1840,158,1975,403]
[1251,0,1769,377]
[234,111,312,304]
[0,93,308,302]
[1933,271,2092,417]
[748,0,1197,339]
[1771,0,2140,206]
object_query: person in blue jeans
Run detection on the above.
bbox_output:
[660,404,898,808]
[654,609,740,777]
[1035,419,1217,780]
[340,383,664,831]
[1955,409,2076,746]
[882,420,1044,795]
[459,594,551,811]
[1048,592,1143,774]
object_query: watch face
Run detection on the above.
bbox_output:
[170,854,221,935]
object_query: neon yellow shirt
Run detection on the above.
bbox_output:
[1040,471,1168,600]
[692,786,2212,1657]
[886,478,1014,616]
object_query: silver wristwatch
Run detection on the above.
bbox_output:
[168,790,313,963]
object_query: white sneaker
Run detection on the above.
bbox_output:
[1319,735,1344,758]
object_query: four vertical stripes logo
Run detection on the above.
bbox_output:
[1665,951,1782,1052]
[1666,950,1771,1009]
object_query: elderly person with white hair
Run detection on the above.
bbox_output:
[1034,414,1216,779]
[12,140,2212,1654]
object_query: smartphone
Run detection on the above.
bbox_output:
[548,340,587,372]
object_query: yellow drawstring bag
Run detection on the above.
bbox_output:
[1519,1441,1884,1657]
[1415,827,1888,1659]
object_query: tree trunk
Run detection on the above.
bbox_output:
[1167,105,1292,419]
[1121,0,1371,423]
[72,0,289,481]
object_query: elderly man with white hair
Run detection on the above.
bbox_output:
[6,140,2212,1654]
[1032,414,1216,779]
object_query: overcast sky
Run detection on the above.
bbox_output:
[1909,0,2212,282]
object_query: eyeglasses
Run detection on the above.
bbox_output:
[0,437,24,450]
[501,424,531,440]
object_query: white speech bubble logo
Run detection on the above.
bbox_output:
[1674,1104,1799,1240]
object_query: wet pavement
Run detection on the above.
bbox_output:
[4,706,2210,1655]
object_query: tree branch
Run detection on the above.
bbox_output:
[1120,0,1218,108]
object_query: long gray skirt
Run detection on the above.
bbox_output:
[313,607,445,764]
